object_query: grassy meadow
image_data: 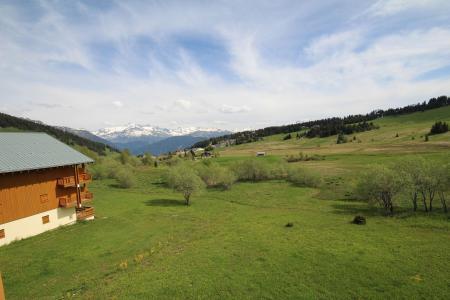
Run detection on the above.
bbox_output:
[0,107,449,299]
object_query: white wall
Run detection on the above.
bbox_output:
[0,207,76,247]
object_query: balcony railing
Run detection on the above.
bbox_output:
[57,176,76,187]
[58,196,77,208]
[76,206,95,221]
[79,173,92,183]
[80,191,94,203]
[57,172,92,188]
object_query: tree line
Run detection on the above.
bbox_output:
[193,95,450,148]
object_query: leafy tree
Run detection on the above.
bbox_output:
[436,163,449,213]
[415,161,441,212]
[397,157,428,211]
[166,164,205,205]
[395,158,447,212]
[356,165,404,214]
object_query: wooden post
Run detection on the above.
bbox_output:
[74,165,82,208]
[0,272,5,300]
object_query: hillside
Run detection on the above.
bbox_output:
[57,126,113,146]
[194,96,450,148]
[0,112,116,155]
[218,106,450,158]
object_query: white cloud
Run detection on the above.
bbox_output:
[0,1,449,131]
[112,101,123,108]
[366,0,446,16]
[219,104,251,114]
[173,99,192,110]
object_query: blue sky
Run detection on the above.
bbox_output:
[0,0,449,131]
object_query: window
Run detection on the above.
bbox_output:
[42,215,50,224]
[0,229,4,239]
[40,194,48,204]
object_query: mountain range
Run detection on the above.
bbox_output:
[93,124,230,155]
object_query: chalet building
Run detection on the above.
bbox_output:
[0,133,95,247]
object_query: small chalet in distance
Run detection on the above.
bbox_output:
[0,133,95,247]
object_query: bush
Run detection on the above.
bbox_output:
[285,152,325,163]
[231,158,289,182]
[88,156,122,179]
[352,215,366,225]
[114,167,136,188]
[286,167,322,188]
[196,162,236,189]
[231,159,272,182]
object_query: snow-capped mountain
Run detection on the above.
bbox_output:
[94,124,228,143]
[92,124,231,154]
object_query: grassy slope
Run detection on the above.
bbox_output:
[1,171,449,299]
[0,107,449,299]
[219,106,450,157]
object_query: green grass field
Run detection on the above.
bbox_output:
[0,107,449,299]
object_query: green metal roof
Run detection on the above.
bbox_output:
[0,132,94,174]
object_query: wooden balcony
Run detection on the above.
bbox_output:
[76,206,95,221]
[79,172,92,183]
[57,176,76,187]
[58,196,77,208]
[80,191,93,203]
[57,172,92,188]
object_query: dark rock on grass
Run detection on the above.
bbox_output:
[285,222,294,227]
[352,215,366,225]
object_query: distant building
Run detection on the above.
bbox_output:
[0,133,94,246]
[256,152,266,157]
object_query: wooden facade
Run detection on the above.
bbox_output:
[0,165,93,226]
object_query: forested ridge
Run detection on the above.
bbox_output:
[194,95,450,147]
[0,112,117,155]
